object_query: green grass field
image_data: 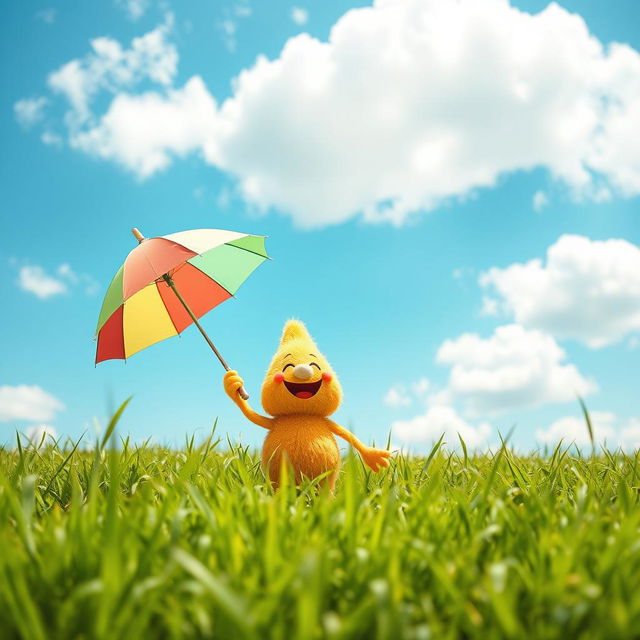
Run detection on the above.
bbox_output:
[1,405,640,639]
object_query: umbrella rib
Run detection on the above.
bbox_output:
[222,242,270,259]
[97,228,258,401]
[155,280,182,336]
[186,260,236,299]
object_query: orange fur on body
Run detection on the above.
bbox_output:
[262,415,340,488]
[223,320,390,490]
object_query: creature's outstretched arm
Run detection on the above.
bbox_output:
[329,421,391,472]
[223,370,273,429]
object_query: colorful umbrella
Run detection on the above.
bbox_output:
[95,227,269,399]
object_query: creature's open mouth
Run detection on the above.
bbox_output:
[283,379,322,399]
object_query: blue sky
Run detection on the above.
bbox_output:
[2,0,639,452]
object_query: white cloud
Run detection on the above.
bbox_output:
[436,324,596,416]
[480,295,499,316]
[16,262,98,298]
[536,411,616,446]
[532,190,548,211]
[384,377,430,407]
[480,235,640,347]
[22,0,640,228]
[56,263,99,294]
[621,419,640,449]
[73,77,218,178]
[393,404,491,449]
[0,385,65,423]
[412,377,430,396]
[14,97,48,128]
[203,0,640,227]
[536,412,640,450]
[18,265,67,298]
[41,131,63,146]
[48,15,176,124]
[25,424,58,446]
[587,42,640,197]
[57,263,79,283]
[291,7,309,26]
[384,385,411,407]
[116,0,150,21]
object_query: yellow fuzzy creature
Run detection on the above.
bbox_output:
[223,320,391,490]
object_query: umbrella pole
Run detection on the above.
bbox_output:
[162,273,250,400]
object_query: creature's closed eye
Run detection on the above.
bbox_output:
[310,362,321,370]
[283,363,294,371]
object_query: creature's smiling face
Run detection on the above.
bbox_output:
[261,320,343,416]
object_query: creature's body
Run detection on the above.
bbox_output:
[262,415,340,487]
[223,320,390,490]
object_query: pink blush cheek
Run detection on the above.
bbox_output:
[322,373,333,382]
[273,373,285,383]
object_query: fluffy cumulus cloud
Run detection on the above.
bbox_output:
[47,14,177,125]
[537,412,640,449]
[0,385,65,423]
[436,324,596,416]
[480,235,640,347]
[73,77,218,178]
[536,411,616,446]
[18,0,640,227]
[18,265,67,298]
[393,404,491,449]
[16,262,98,298]
[204,0,640,226]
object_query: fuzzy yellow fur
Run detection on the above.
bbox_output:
[223,319,390,490]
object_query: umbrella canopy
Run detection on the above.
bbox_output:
[95,228,268,364]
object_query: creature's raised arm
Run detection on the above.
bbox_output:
[328,420,391,472]
[223,371,273,429]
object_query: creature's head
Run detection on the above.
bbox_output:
[261,320,343,416]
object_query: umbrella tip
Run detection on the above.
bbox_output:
[131,228,145,243]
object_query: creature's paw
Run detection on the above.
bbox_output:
[361,447,391,472]
[223,370,245,402]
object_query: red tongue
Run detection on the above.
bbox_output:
[296,391,313,399]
